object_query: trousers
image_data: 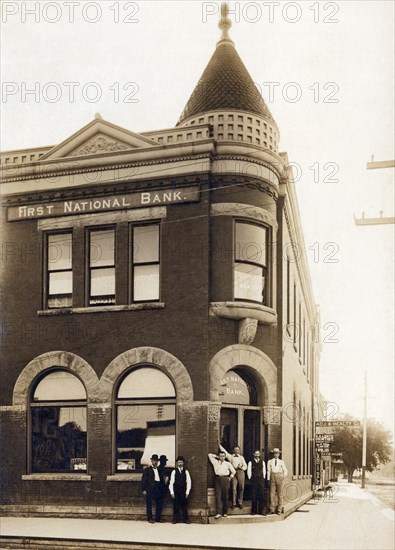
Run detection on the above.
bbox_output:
[269,473,284,512]
[251,480,265,514]
[146,482,164,521]
[231,469,245,505]
[214,476,230,515]
[173,490,189,522]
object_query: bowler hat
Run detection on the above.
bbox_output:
[272,448,281,454]
[151,454,159,460]
[176,456,185,462]
[159,455,168,461]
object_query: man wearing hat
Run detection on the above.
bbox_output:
[141,454,166,523]
[169,456,192,524]
[267,448,288,515]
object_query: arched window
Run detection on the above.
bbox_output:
[115,366,176,472]
[30,370,87,473]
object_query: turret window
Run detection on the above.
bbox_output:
[234,221,268,304]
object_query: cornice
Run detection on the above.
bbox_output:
[0,152,213,189]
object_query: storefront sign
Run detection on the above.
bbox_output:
[315,420,361,427]
[316,435,334,441]
[7,185,200,221]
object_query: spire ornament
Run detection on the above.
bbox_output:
[218,3,234,45]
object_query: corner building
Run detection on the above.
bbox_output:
[0,13,321,522]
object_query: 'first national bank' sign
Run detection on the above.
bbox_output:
[7,186,200,221]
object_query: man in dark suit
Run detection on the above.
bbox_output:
[141,454,166,523]
[247,449,267,515]
[169,456,192,524]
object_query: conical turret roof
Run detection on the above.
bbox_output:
[177,6,274,125]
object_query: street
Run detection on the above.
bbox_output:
[0,480,393,549]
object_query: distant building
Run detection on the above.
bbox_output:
[0,9,321,521]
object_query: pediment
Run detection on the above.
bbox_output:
[40,117,158,161]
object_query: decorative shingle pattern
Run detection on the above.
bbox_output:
[178,41,274,125]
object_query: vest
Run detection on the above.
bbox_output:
[251,459,264,481]
[174,468,187,492]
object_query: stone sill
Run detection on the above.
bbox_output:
[22,474,91,481]
[210,301,277,325]
[38,303,165,316]
[106,473,141,481]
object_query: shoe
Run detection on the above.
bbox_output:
[251,512,256,515]
[214,514,221,519]
[276,511,282,515]
[172,520,177,524]
[148,519,155,524]
[238,503,243,509]
[223,514,228,518]
[231,504,236,509]
[156,519,165,523]
[268,511,275,515]
[184,520,191,524]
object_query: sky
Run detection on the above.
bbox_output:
[1,1,394,436]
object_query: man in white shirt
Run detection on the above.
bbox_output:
[169,456,192,524]
[208,450,236,518]
[219,442,247,508]
[267,448,288,515]
[247,449,266,515]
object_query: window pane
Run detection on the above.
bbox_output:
[31,406,87,472]
[48,234,72,271]
[235,223,266,266]
[116,404,175,471]
[133,225,159,264]
[234,263,264,301]
[33,371,86,401]
[118,368,175,399]
[49,271,72,296]
[90,268,115,296]
[134,265,159,301]
[90,230,115,267]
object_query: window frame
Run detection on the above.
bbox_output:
[29,368,88,474]
[129,222,161,304]
[113,365,176,474]
[86,225,116,307]
[233,219,271,306]
[44,230,73,309]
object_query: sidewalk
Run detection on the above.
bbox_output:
[1,481,394,549]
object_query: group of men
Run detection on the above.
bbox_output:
[141,454,191,524]
[141,445,287,523]
[208,443,287,519]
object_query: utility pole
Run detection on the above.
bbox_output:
[361,372,368,488]
[354,157,395,226]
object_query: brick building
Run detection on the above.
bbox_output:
[0,10,321,522]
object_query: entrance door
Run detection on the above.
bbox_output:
[220,406,262,459]
[243,409,261,459]
[220,408,238,450]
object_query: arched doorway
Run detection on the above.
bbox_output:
[218,367,265,462]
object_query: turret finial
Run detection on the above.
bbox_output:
[218,3,234,45]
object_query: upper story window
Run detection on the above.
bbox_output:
[88,228,115,306]
[46,232,72,308]
[115,367,176,472]
[131,224,160,302]
[234,221,268,304]
[30,370,87,473]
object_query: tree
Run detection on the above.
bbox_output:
[331,418,392,483]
